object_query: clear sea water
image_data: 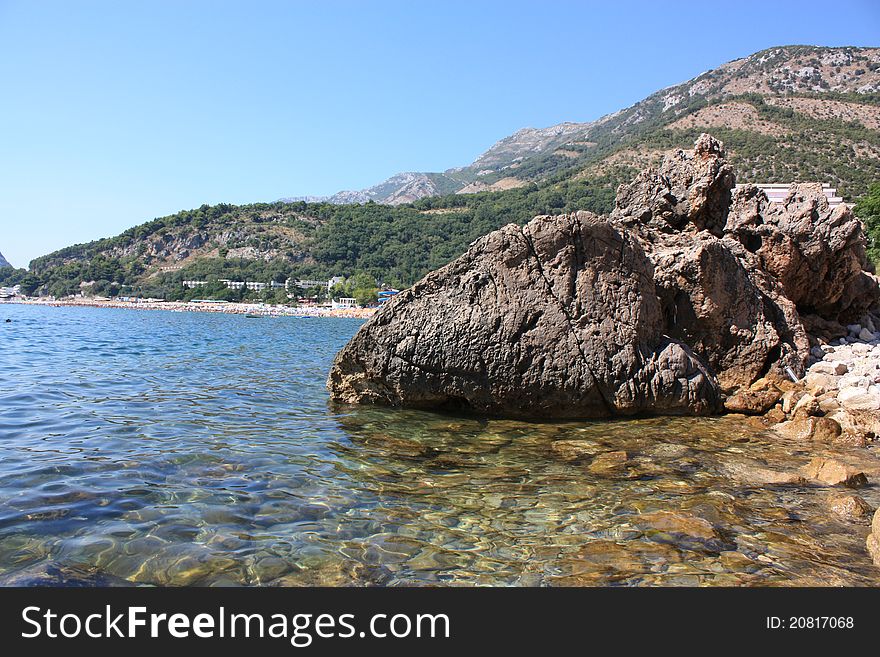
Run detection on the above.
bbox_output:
[1,303,878,586]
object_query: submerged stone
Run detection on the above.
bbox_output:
[0,561,136,587]
[801,458,868,487]
[587,450,629,475]
[551,439,602,461]
[633,511,717,540]
[826,493,873,522]
[721,460,807,487]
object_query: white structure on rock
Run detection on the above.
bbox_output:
[736,183,846,208]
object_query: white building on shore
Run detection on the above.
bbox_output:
[332,297,357,310]
[285,276,346,295]
[0,285,21,299]
[735,183,847,208]
[184,279,282,291]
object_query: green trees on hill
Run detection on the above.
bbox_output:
[0,266,27,288]
[3,257,137,297]
[303,175,619,286]
[855,183,880,267]
[330,271,379,306]
[18,85,880,300]
[19,172,621,299]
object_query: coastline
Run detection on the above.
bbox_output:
[1,297,376,320]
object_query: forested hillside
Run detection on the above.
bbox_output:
[6,175,617,298]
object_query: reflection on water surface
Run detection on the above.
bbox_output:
[1,304,878,586]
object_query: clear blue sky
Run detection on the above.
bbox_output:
[1,0,878,268]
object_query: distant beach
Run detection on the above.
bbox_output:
[1,297,376,319]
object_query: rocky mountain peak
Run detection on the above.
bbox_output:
[468,121,595,171]
[282,46,880,208]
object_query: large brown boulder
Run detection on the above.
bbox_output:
[648,232,808,390]
[613,132,735,237]
[328,212,720,418]
[328,134,880,417]
[726,182,879,322]
[609,136,808,389]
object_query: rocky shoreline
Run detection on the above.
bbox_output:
[731,321,880,568]
[743,323,880,442]
[2,297,376,320]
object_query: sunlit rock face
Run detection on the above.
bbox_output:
[726,181,879,322]
[328,134,880,418]
[329,210,720,418]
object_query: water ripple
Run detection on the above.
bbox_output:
[1,304,879,586]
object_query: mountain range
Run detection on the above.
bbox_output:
[6,44,880,299]
[282,45,880,205]
[0,251,11,268]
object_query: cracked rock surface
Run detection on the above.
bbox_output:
[328,134,880,418]
[327,212,719,417]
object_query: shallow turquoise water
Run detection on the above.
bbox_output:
[1,303,878,586]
